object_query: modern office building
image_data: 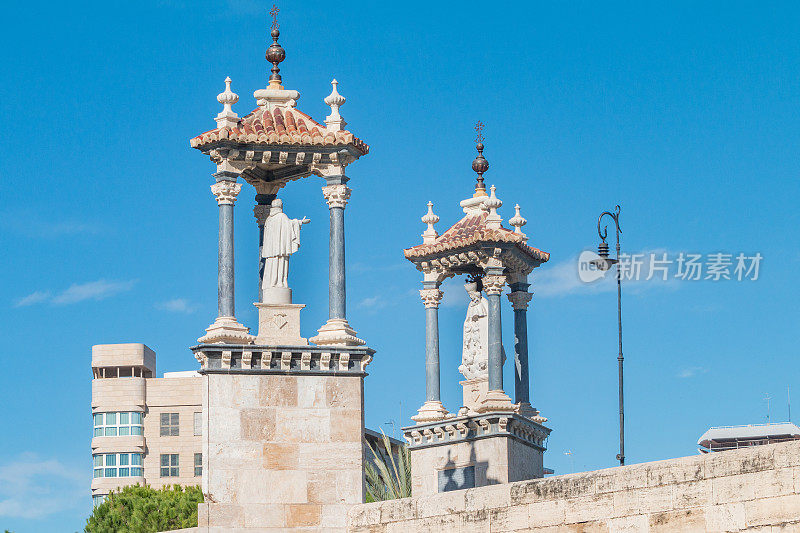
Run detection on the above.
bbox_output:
[91,343,403,504]
[91,344,202,504]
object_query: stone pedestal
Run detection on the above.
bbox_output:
[460,377,489,413]
[193,345,374,532]
[254,303,308,345]
[404,412,551,498]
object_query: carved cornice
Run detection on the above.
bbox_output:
[403,412,551,451]
[210,180,242,205]
[322,184,352,209]
[419,288,444,309]
[507,291,533,311]
[409,245,537,279]
[191,345,374,374]
[483,274,506,295]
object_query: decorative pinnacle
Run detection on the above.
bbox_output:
[217,77,239,110]
[471,122,489,197]
[421,201,439,243]
[266,4,285,87]
[509,204,527,237]
[215,77,239,127]
[324,79,347,131]
[485,185,503,228]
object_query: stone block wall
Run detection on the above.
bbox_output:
[410,433,544,496]
[197,373,365,532]
[348,440,800,532]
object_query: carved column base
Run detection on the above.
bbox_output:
[411,400,450,423]
[198,316,255,344]
[475,389,515,413]
[516,402,548,423]
[310,318,365,346]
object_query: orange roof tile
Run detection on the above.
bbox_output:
[404,211,549,263]
[190,106,369,155]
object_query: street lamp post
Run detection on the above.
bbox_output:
[593,205,625,466]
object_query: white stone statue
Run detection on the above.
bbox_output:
[261,198,309,300]
[460,280,506,380]
[460,281,489,380]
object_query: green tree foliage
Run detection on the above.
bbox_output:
[85,484,203,533]
[365,431,411,502]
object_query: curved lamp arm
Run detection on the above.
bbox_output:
[597,205,622,243]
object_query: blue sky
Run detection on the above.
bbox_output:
[2,1,799,531]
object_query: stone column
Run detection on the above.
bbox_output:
[479,272,514,412]
[507,284,533,405]
[484,273,505,391]
[254,202,269,299]
[310,175,365,346]
[198,172,254,344]
[411,284,448,422]
[215,175,238,317]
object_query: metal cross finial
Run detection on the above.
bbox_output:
[474,121,485,144]
[270,4,280,30]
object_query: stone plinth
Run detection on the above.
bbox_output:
[403,412,550,498]
[460,377,488,413]
[254,302,308,345]
[192,344,373,532]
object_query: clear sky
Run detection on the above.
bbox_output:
[2,1,799,531]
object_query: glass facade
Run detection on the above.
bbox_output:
[93,412,143,437]
[92,453,143,478]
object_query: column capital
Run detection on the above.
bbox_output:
[483,274,506,295]
[322,183,351,209]
[419,288,444,308]
[211,180,242,205]
[507,291,533,311]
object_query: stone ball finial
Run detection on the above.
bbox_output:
[485,185,503,228]
[217,77,239,107]
[324,79,347,131]
[215,76,240,128]
[421,201,439,243]
[324,79,346,107]
[509,204,527,237]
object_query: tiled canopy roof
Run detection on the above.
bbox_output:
[404,211,549,263]
[190,106,369,155]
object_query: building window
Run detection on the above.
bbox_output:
[194,412,202,436]
[92,494,106,507]
[160,413,179,436]
[160,454,179,477]
[93,412,143,437]
[194,453,202,477]
[92,453,143,478]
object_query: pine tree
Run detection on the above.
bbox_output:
[85,484,203,533]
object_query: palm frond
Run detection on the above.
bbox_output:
[364,430,412,501]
